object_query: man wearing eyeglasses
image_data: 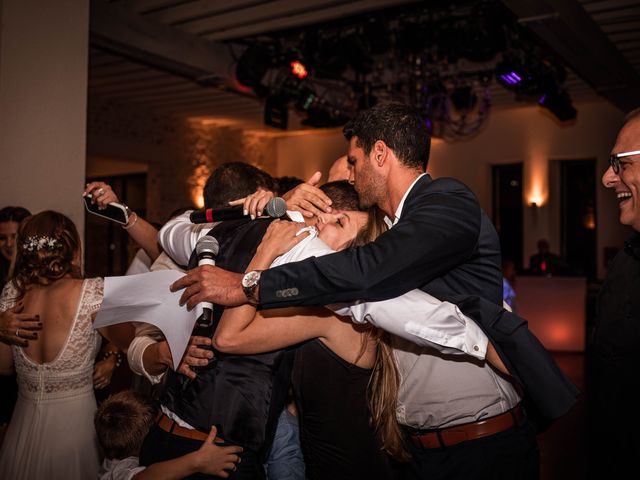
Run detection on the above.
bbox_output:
[589,107,640,479]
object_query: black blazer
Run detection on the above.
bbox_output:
[260,174,503,307]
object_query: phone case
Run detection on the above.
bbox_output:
[84,194,129,225]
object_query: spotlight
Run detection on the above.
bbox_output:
[264,95,288,130]
[495,56,529,91]
[499,71,523,86]
[290,60,308,79]
[235,43,274,97]
[538,91,577,122]
[301,105,349,128]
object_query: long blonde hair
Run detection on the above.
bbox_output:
[352,207,410,461]
[368,331,410,461]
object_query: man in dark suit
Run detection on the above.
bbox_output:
[172,103,502,309]
[172,103,550,479]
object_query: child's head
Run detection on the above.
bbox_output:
[94,390,157,460]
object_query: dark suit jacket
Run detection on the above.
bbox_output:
[260,173,578,424]
[260,174,503,307]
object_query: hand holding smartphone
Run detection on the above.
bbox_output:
[83,193,130,225]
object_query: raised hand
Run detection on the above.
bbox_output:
[282,171,333,218]
[83,181,119,210]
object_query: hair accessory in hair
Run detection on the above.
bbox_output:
[22,235,59,252]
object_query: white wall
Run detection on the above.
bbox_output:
[0,0,89,231]
[428,101,626,279]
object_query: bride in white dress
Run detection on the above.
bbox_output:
[0,210,133,479]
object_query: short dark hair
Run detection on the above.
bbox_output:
[343,103,431,171]
[320,181,362,211]
[203,162,275,209]
[275,176,304,196]
[94,390,157,460]
[0,206,31,224]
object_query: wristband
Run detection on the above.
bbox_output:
[122,211,138,230]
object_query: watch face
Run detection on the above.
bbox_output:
[242,271,260,288]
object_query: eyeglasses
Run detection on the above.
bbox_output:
[609,150,640,174]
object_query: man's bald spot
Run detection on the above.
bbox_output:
[327,155,351,182]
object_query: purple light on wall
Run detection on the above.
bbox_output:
[538,94,547,105]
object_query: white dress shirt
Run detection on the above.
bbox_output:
[273,227,488,360]
[158,211,216,266]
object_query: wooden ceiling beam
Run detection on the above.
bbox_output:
[90,0,237,87]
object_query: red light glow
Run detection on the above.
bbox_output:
[290,60,308,79]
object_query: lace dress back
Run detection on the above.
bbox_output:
[0,277,104,480]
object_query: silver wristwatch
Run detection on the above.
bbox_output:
[241,270,262,303]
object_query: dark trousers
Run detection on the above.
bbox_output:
[140,423,266,480]
[400,420,539,480]
[586,352,640,479]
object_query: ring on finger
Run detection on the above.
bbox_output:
[16,328,20,337]
[96,187,105,196]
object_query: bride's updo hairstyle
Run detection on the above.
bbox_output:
[11,210,82,297]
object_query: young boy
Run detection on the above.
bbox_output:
[95,390,242,479]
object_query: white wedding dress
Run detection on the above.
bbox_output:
[0,278,103,480]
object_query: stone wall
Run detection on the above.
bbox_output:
[87,98,277,222]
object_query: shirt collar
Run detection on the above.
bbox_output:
[383,173,428,229]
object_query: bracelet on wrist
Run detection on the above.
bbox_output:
[122,211,138,230]
[102,350,122,368]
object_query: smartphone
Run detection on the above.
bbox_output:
[83,194,130,225]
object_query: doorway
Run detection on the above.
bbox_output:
[492,163,524,271]
[560,159,597,280]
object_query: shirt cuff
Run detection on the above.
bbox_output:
[127,336,166,384]
[402,306,488,360]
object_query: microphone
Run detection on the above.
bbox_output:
[190,197,288,223]
[194,236,219,328]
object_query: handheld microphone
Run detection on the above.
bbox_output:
[194,236,219,328]
[190,197,288,223]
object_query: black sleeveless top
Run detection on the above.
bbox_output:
[161,218,295,456]
[292,339,395,480]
